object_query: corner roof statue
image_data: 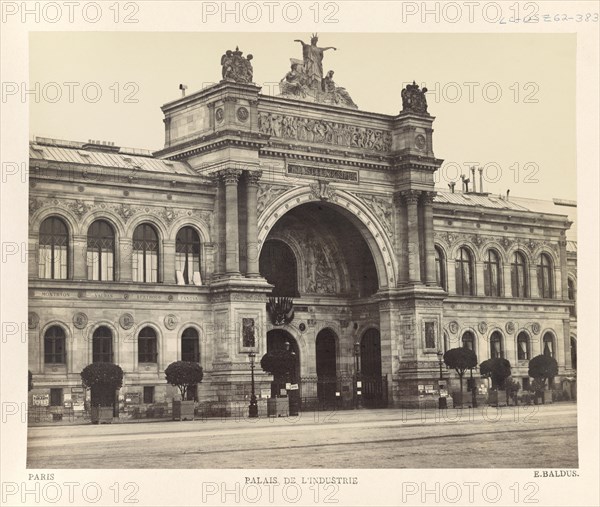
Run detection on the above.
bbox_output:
[401,81,429,115]
[220,46,253,84]
[278,34,358,109]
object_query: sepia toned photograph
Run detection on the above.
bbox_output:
[24,30,579,470]
[1,2,598,506]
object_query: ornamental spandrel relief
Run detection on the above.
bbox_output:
[351,192,393,237]
[258,112,392,153]
[257,184,289,215]
[433,231,559,254]
[28,197,213,233]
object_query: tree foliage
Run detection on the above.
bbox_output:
[81,363,124,390]
[528,355,558,382]
[165,361,204,399]
[80,363,124,407]
[260,349,296,379]
[480,358,512,389]
[444,347,478,377]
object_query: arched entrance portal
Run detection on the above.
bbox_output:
[259,240,298,297]
[266,329,300,398]
[361,328,384,406]
[258,202,380,298]
[316,328,337,403]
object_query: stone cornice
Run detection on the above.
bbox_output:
[161,81,261,114]
[259,145,391,170]
[28,162,215,195]
[155,130,269,160]
[433,204,572,230]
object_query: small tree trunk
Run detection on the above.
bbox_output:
[459,375,463,407]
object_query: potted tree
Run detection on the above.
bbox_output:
[443,347,478,408]
[81,363,124,424]
[165,361,203,421]
[528,355,558,404]
[480,358,512,406]
[260,347,296,417]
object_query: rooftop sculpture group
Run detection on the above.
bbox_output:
[218,36,428,114]
[279,34,357,109]
[220,46,254,84]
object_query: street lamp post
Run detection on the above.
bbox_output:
[354,341,362,409]
[470,367,477,408]
[437,350,447,410]
[248,352,258,418]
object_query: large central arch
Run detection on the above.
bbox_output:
[257,186,397,289]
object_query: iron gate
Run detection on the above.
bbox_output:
[298,374,388,411]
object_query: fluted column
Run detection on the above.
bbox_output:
[421,191,437,285]
[403,190,421,284]
[245,170,262,277]
[219,169,242,275]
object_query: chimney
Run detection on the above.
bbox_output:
[449,182,456,193]
[471,166,476,193]
[179,84,188,97]
[478,167,484,193]
[461,174,470,193]
[506,189,510,200]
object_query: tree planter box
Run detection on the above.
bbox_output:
[172,400,195,421]
[91,406,114,424]
[487,390,499,406]
[267,397,288,417]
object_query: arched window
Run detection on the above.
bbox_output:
[567,278,576,317]
[462,331,475,352]
[543,332,555,358]
[484,249,501,297]
[570,337,577,370]
[511,251,528,297]
[455,247,474,295]
[181,328,200,362]
[44,326,66,364]
[537,254,553,299]
[175,227,201,285]
[138,327,157,363]
[435,246,447,291]
[87,220,115,281]
[92,326,113,363]
[490,331,504,358]
[132,224,159,283]
[517,332,530,361]
[39,217,69,279]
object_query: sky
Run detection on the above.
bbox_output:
[29,32,576,200]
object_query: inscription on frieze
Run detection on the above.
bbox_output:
[287,164,358,183]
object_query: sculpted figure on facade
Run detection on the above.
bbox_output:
[321,70,357,109]
[220,47,254,84]
[294,34,336,88]
[280,62,310,98]
[278,35,357,109]
[305,238,336,294]
[401,81,429,114]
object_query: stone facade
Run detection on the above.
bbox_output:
[28,52,577,414]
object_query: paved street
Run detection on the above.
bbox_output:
[27,403,577,469]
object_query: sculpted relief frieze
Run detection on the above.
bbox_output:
[258,112,392,153]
